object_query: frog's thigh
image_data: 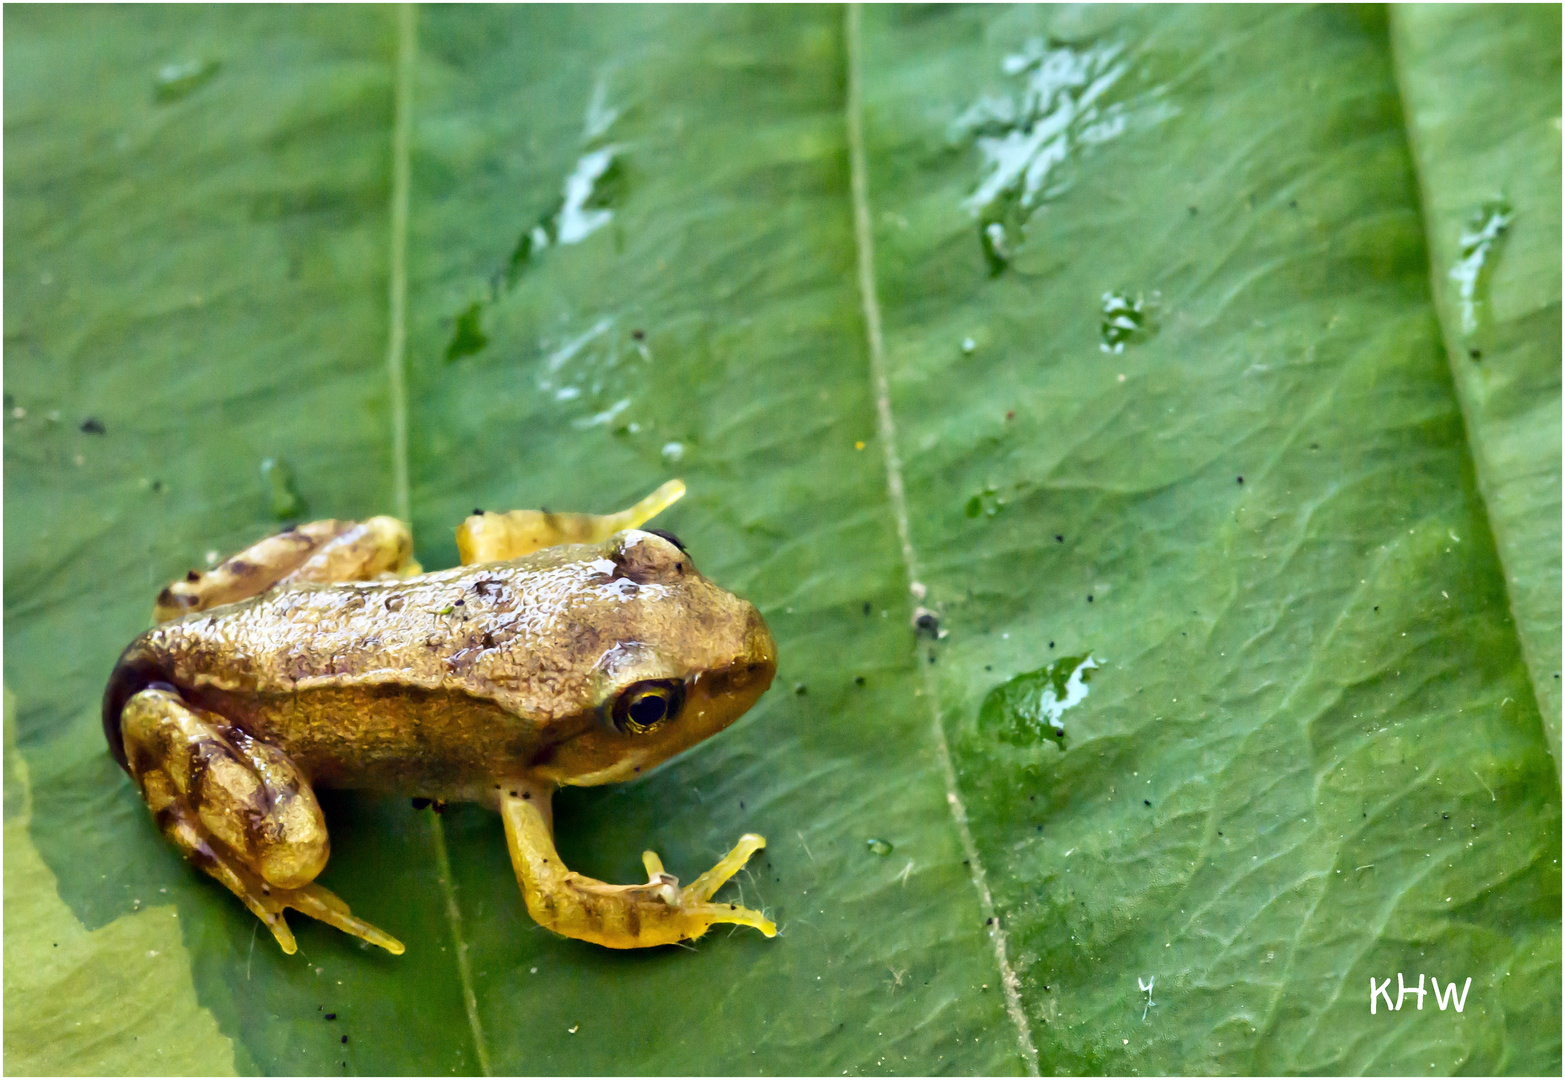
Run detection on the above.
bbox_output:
[456,478,686,564]
[499,788,775,949]
[154,516,418,622]
[121,688,404,956]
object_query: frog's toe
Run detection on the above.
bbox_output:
[275,883,406,956]
[692,900,777,938]
[681,833,767,904]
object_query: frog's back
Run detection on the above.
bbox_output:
[104,555,613,793]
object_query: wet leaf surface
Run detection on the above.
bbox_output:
[5,5,1558,1075]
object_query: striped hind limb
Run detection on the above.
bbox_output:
[153,516,419,622]
[120,687,403,955]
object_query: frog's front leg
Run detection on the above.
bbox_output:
[499,785,775,949]
[457,479,685,564]
[120,687,404,956]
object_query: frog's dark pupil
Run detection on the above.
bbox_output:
[629,693,667,727]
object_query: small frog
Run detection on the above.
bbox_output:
[102,480,778,954]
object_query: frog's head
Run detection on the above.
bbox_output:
[533,529,776,786]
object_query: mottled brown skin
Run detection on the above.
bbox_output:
[114,536,774,802]
[105,508,779,954]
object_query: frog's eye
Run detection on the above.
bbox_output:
[611,679,685,734]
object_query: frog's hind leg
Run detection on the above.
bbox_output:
[120,687,404,956]
[457,479,685,564]
[154,516,419,622]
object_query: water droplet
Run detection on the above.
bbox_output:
[980,221,1011,275]
[260,457,307,521]
[1449,200,1512,336]
[952,39,1176,268]
[153,60,220,104]
[661,441,685,463]
[866,838,894,857]
[1099,291,1158,353]
[979,654,1098,745]
[961,337,978,355]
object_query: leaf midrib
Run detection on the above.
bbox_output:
[842,5,1038,1074]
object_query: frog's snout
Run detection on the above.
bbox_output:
[693,605,776,708]
[740,605,778,692]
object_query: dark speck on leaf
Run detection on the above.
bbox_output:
[1237,476,1244,485]
[1188,206,1198,216]
[854,675,866,686]
[984,665,992,671]
[1469,349,1481,360]
[1144,800,1151,806]
[1048,641,1055,648]
[151,479,164,492]
[1005,410,1015,421]
[472,508,484,516]
[1288,199,1298,209]
[1054,535,1063,542]
[80,417,106,434]
[1086,595,1093,603]
[863,601,872,615]
[342,1036,348,1045]
[325,1013,337,1021]
[631,329,645,341]
[794,683,807,695]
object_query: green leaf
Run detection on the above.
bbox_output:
[5,5,1558,1075]
[1392,3,1563,769]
